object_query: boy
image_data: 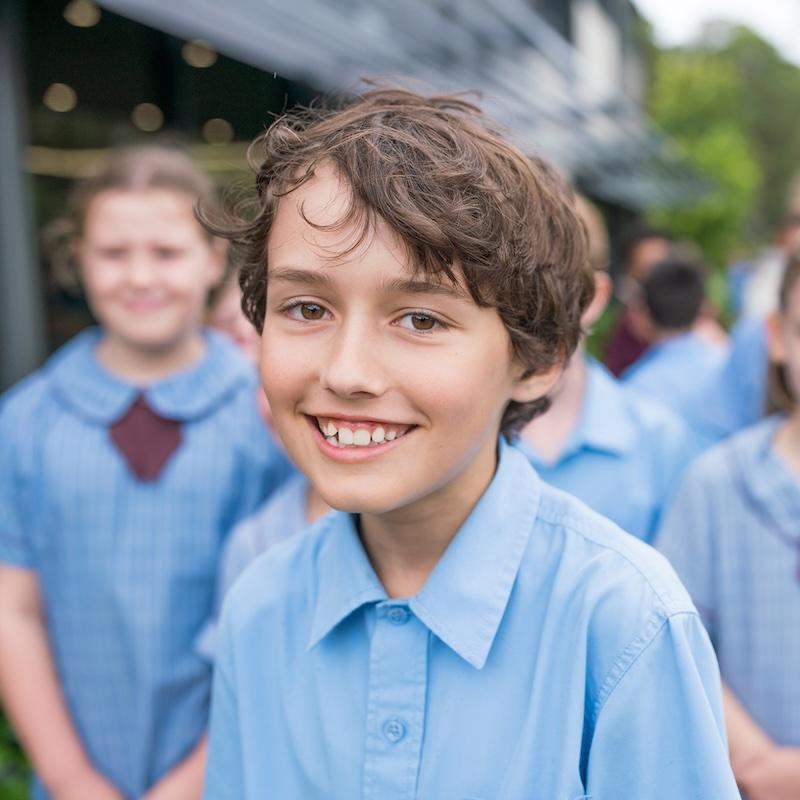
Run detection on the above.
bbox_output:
[518,197,696,542]
[604,224,672,375]
[622,256,728,424]
[203,89,738,799]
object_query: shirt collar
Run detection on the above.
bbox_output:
[520,357,637,465]
[307,513,388,651]
[48,327,255,424]
[307,438,542,670]
[735,416,800,546]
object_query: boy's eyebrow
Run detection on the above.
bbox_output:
[382,277,467,299]
[269,268,467,299]
[269,268,335,287]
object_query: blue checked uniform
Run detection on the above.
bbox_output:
[690,317,768,442]
[516,359,696,542]
[656,416,800,745]
[204,439,738,800]
[0,328,292,799]
[622,331,728,425]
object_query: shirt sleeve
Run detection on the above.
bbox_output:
[653,464,718,638]
[0,400,33,569]
[203,621,245,800]
[585,612,739,799]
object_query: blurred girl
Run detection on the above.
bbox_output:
[0,147,290,799]
[656,250,800,799]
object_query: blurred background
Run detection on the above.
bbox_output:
[2,0,800,791]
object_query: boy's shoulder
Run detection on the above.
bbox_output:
[222,510,336,632]
[686,415,777,485]
[534,480,696,619]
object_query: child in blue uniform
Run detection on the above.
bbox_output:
[657,250,800,798]
[203,89,739,799]
[0,147,290,799]
[518,196,696,542]
[622,256,728,423]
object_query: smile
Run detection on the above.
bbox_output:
[313,416,413,449]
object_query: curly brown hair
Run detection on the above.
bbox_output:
[202,88,593,435]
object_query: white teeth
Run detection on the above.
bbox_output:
[318,417,407,448]
[353,429,371,446]
[323,421,338,438]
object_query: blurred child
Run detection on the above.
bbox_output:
[0,147,290,800]
[203,89,737,799]
[604,224,672,375]
[656,250,800,798]
[621,256,728,423]
[518,196,695,542]
[206,271,261,369]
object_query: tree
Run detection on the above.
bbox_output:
[646,25,800,271]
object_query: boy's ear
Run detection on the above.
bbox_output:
[765,312,786,364]
[581,271,613,329]
[510,360,564,404]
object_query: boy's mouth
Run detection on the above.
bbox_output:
[313,416,413,448]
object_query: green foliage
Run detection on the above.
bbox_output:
[646,25,800,271]
[0,715,29,799]
[648,47,761,270]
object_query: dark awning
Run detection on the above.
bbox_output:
[97,0,708,209]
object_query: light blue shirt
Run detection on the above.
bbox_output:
[656,416,800,745]
[195,473,310,661]
[0,328,292,800]
[516,359,696,542]
[205,440,738,799]
[690,317,768,442]
[622,331,728,425]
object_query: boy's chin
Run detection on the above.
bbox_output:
[314,483,413,518]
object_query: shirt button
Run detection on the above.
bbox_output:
[382,717,407,744]
[387,606,409,625]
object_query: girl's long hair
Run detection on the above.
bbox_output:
[766,249,800,414]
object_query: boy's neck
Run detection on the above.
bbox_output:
[357,433,499,599]
[773,410,800,478]
[521,347,587,464]
[97,330,206,385]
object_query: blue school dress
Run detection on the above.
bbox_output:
[516,358,696,542]
[204,439,738,800]
[690,317,768,443]
[656,416,800,745]
[195,473,312,661]
[0,328,292,799]
[621,331,728,424]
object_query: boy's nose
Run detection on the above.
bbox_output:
[319,320,388,399]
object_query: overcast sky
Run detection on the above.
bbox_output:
[632,0,800,66]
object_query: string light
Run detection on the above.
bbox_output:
[63,0,101,28]
[131,103,164,132]
[181,40,217,68]
[43,83,77,112]
[202,118,234,144]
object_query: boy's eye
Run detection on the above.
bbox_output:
[397,312,444,333]
[286,302,327,321]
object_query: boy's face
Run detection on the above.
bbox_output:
[262,165,555,517]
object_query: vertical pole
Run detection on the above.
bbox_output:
[0,0,46,390]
